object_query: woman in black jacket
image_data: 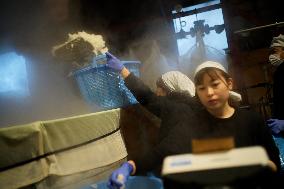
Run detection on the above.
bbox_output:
[105,52,200,189]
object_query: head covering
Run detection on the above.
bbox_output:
[269,54,283,66]
[194,61,242,102]
[161,71,195,97]
[269,34,284,66]
[270,34,284,48]
[194,61,226,77]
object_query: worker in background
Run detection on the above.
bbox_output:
[105,52,199,189]
[106,53,279,189]
[267,34,284,135]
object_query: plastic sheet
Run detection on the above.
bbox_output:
[273,135,284,171]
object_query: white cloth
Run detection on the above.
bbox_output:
[269,54,283,67]
[229,91,242,102]
[194,61,226,77]
[270,34,284,48]
[194,61,242,102]
[161,71,195,97]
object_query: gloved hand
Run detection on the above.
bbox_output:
[267,119,284,135]
[106,52,125,72]
[107,162,133,189]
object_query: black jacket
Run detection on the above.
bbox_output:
[273,63,284,119]
[125,73,201,141]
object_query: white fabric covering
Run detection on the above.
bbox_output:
[270,34,284,48]
[161,71,195,97]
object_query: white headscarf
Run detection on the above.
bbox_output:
[194,61,226,77]
[269,34,284,66]
[161,71,195,97]
[270,34,284,48]
[194,61,242,102]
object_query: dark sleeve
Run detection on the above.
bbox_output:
[273,64,284,119]
[133,139,176,176]
[253,113,281,171]
[124,73,163,117]
[133,113,194,175]
[133,143,164,175]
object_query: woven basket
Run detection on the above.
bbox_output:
[72,55,140,109]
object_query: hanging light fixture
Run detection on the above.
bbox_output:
[175,7,225,39]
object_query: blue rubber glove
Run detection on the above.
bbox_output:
[107,162,133,189]
[106,52,125,72]
[267,119,284,135]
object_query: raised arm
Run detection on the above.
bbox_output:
[106,52,165,117]
[105,52,130,78]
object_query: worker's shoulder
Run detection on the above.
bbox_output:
[236,108,263,120]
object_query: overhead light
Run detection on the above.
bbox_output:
[174,5,226,39]
[214,24,225,34]
[176,28,188,39]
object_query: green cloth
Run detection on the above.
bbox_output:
[0,108,127,189]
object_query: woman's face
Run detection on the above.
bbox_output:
[196,71,232,112]
[156,87,167,96]
[271,46,284,59]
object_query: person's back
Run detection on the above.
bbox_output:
[121,70,199,174]
[123,69,199,142]
[272,62,284,119]
[104,53,200,180]
[267,34,284,177]
[269,34,284,119]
